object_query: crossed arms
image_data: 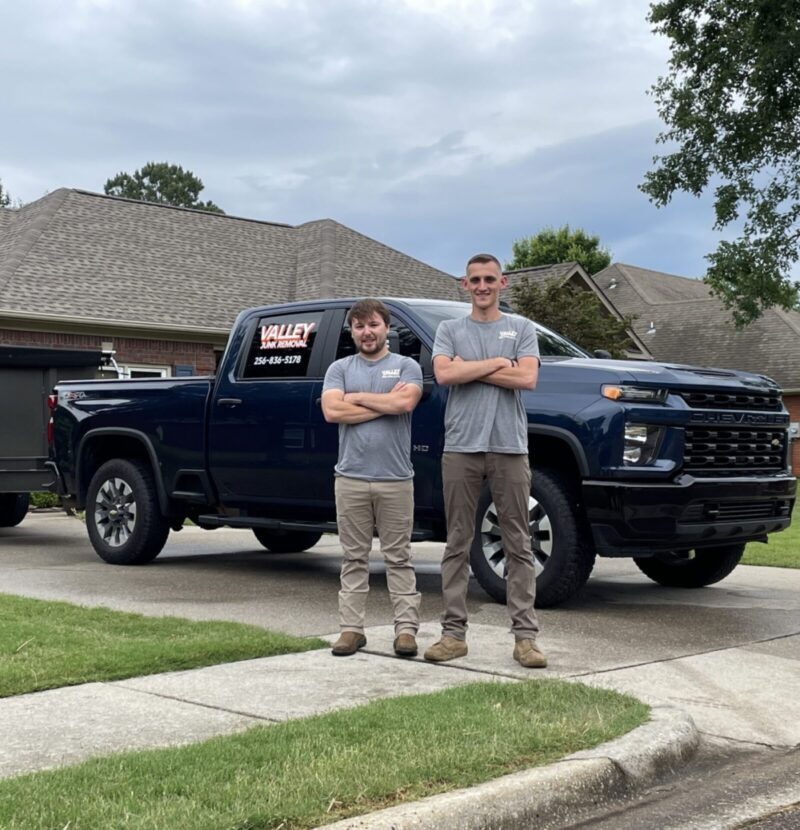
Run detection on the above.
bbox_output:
[433,354,538,390]
[322,382,423,424]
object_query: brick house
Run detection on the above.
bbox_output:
[0,189,461,378]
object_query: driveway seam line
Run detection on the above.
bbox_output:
[698,729,793,750]
[569,629,800,678]
[360,649,524,678]
[105,683,281,723]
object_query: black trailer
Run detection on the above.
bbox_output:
[0,345,102,527]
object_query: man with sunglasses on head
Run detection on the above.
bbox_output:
[322,299,423,658]
[425,253,546,668]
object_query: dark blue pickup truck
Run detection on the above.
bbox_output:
[50,298,796,606]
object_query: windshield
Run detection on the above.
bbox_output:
[408,302,590,359]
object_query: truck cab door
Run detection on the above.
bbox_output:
[208,308,332,515]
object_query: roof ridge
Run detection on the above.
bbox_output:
[771,306,800,337]
[0,188,71,297]
[613,262,659,304]
[322,218,458,281]
[581,269,652,357]
[70,189,295,229]
[504,261,579,275]
[615,262,702,283]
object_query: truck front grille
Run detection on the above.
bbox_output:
[678,390,782,411]
[684,427,786,474]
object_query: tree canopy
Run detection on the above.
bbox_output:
[104,162,224,214]
[511,277,637,358]
[0,179,13,208]
[641,0,800,325]
[506,225,612,275]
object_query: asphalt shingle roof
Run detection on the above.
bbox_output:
[502,262,580,296]
[0,189,460,333]
[594,263,800,391]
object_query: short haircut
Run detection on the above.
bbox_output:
[347,298,390,326]
[466,253,502,272]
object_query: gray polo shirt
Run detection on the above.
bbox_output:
[323,351,423,480]
[432,313,539,454]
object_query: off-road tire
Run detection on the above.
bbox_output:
[0,493,30,528]
[253,528,323,553]
[633,543,745,588]
[86,459,170,565]
[470,466,596,607]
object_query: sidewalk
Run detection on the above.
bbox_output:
[0,623,699,829]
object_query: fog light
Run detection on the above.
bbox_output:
[624,424,663,466]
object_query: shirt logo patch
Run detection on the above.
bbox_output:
[498,330,518,340]
[382,368,401,378]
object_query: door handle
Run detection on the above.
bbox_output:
[217,398,242,407]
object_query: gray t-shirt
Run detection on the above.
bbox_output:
[323,351,423,480]
[432,313,539,454]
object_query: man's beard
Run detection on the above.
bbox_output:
[357,334,386,354]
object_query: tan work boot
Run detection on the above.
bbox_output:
[393,633,418,657]
[513,639,547,668]
[424,636,468,662]
[331,631,367,656]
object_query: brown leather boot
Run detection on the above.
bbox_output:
[331,632,367,656]
[393,633,418,657]
[423,636,468,662]
[513,639,547,668]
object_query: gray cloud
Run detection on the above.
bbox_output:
[1,0,717,280]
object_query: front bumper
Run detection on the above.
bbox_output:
[583,473,796,555]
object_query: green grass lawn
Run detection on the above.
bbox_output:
[743,519,799,568]
[0,593,326,698]
[0,679,649,830]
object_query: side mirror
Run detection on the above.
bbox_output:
[593,349,612,359]
[388,330,400,353]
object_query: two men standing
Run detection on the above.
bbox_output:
[323,253,546,669]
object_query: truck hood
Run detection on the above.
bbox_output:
[544,357,781,392]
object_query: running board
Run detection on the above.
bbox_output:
[196,514,434,541]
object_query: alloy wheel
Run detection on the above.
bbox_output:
[94,477,137,547]
[479,495,553,579]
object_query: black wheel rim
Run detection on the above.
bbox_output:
[94,477,137,548]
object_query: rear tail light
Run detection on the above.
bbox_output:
[47,393,57,445]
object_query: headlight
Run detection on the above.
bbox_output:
[602,385,668,403]
[624,424,663,465]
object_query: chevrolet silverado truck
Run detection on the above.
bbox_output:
[49,299,796,606]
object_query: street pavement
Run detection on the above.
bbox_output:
[1,512,799,826]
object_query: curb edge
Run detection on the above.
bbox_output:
[318,706,699,830]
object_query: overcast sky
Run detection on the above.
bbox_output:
[0,0,725,277]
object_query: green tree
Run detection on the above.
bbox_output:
[641,0,800,326]
[104,162,224,214]
[506,225,612,275]
[511,277,637,358]
[0,179,13,208]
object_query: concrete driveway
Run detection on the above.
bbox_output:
[2,512,799,750]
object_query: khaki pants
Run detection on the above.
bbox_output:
[335,476,421,636]
[441,452,539,641]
